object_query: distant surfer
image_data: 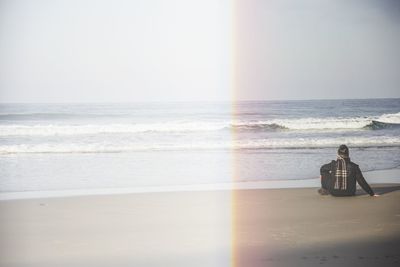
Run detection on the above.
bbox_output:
[318,145,379,197]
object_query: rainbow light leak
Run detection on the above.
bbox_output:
[229,1,269,265]
[230,1,239,266]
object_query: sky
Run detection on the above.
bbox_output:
[0,0,399,103]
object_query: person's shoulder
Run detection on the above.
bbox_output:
[322,160,335,166]
[349,161,360,169]
[320,161,333,171]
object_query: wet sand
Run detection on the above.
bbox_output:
[0,184,399,267]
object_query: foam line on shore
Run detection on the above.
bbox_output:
[1,168,399,201]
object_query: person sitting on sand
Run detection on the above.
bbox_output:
[319,144,378,197]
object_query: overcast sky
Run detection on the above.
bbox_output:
[0,0,399,103]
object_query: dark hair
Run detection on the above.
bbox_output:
[338,144,349,157]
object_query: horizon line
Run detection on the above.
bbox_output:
[0,97,399,105]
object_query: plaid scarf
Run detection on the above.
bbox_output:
[334,155,348,190]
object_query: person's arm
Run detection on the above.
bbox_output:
[355,165,375,196]
[320,162,332,177]
[320,162,333,191]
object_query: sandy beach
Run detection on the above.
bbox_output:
[1,184,400,267]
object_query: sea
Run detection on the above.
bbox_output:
[1,99,400,197]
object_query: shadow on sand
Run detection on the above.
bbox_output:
[357,184,400,196]
[235,235,400,267]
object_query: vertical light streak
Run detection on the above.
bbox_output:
[230,0,238,266]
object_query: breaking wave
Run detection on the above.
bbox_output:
[0,112,399,136]
[364,120,400,130]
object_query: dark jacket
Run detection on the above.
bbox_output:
[320,159,374,196]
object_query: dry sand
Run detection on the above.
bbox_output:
[0,184,399,267]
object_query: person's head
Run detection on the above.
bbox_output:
[337,144,349,158]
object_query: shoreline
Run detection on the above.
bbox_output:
[1,167,399,201]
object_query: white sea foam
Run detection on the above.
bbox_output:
[1,136,399,154]
[377,112,400,123]
[1,112,399,136]
[0,122,227,136]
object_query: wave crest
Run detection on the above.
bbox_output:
[231,123,287,131]
[364,120,400,130]
[0,112,399,136]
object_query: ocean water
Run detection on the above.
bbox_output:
[0,99,400,193]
